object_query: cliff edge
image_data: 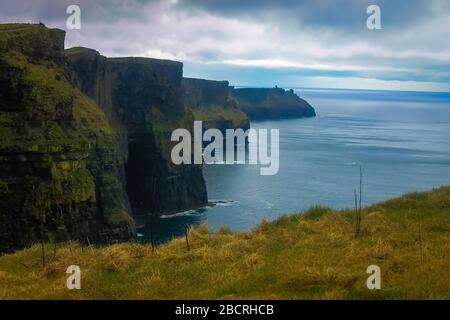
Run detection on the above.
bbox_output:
[231,87,316,120]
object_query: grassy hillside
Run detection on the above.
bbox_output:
[0,187,449,300]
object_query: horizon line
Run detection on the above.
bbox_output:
[231,85,450,95]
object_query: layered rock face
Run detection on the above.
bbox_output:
[0,24,134,252]
[182,78,250,134]
[66,49,207,215]
[231,87,316,120]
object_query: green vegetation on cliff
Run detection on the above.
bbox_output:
[0,24,64,61]
[182,77,250,133]
[0,24,134,252]
[0,187,449,299]
[192,105,249,130]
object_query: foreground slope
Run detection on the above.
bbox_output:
[0,186,449,299]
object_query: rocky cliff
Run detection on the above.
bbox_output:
[231,87,316,120]
[66,48,207,215]
[0,23,317,253]
[182,78,250,134]
[0,24,134,252]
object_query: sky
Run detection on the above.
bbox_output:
[1,0,450,92]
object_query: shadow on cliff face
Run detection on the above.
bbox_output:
[125,133,160,214]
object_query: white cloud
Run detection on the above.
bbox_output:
[300,76,450,92]
[219,58,411,73]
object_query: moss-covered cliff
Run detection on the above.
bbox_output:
[231,87,316,120]
[182,78,250,134]
[66,48,207,215]
[0,24,134,252]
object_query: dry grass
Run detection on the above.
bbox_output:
[0,187,449,300]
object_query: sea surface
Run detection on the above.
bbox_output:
[136,88,450,243]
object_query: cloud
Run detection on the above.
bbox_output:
[178,0,442,31]
[300,76,450,92]
[1,0,449,91]
[218,58,409,73]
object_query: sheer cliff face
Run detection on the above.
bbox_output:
[182,78,250,133]
[67,49,207,215]
[0,25,134,252]
[231,87,316,120]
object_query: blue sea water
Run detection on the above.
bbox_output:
[136,88,450,243]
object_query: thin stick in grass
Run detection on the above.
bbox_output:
[418,210,424,265]
[149,215,155,252]
[41,240,45,268]
[185,224,190,251]
[354,188,359,237]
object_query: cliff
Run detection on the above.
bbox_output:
[66,48,207,215]
[231,87,316,120]
[0,24,134,252]
[182,78,250,133]
[0,24,64,61]
[0,24,318,253]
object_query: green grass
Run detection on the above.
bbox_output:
[64,47,94,56]
[192,105,249,128]
[0,23,50,32]
[0,186,449,299]
[0,23,64,62]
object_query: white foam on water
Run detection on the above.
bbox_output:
[160,209,198,219]
[159,200,235,218]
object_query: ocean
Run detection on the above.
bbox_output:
[136,88,450,243]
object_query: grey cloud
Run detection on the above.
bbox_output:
[178,0,442,31]
[1,0,449,90]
